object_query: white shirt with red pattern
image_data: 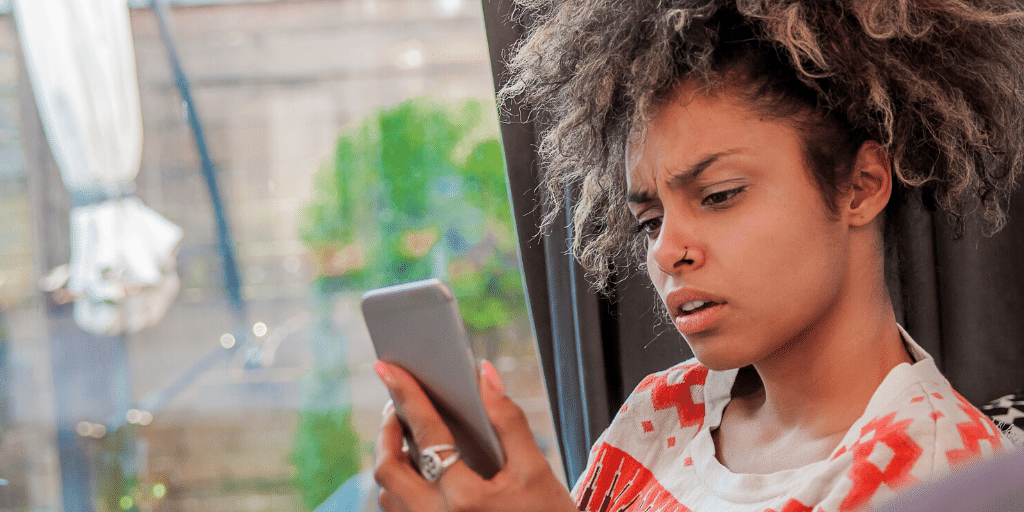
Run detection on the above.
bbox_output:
[570,326,1013,512]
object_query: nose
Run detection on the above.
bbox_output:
[649,217,704,275]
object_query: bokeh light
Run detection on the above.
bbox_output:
[126,409,142,424]
[252,322,268,337]
[396,40,424,70]
[76,421,92,437]
[436,0,464,16]
[90,424,106,438]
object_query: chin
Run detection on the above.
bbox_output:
[684,348,749,372]
[691,354,750,372]
[684,331,755,371]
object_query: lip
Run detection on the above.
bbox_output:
[665,288,727,335]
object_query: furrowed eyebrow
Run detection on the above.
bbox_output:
[626,190,654,204]
[667,150,738,189]
[626,149,740,205]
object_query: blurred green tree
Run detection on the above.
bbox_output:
[292,98,526,510]
[289,408,361,510]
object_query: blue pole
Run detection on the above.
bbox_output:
[151,0,246,319]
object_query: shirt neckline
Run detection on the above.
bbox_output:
[688,324,943,504]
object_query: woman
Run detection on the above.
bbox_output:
[373,1,1023,510]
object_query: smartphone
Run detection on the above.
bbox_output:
[361,279,506,479]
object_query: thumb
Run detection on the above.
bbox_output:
[480,359,506,395]
[478,360,548,467]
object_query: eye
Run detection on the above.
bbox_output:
[633,216,662,237]
[701,186,746,208]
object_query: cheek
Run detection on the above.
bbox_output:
[719,200,844,307]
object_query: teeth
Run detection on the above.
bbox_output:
[681,300,707,312]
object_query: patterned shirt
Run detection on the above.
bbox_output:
[571,327,1012,512]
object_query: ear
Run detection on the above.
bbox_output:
[846,141,892,228]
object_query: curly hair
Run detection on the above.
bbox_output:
[500,0,1024,289]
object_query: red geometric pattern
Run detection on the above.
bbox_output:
[636,364,709,430]
[945,390,1006,466]
[838,412,922,511]
[576,444,691,512]
[580,357,1012,512]
[831,445,847,461]
[764,498,814,512]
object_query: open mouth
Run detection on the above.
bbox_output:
[679,300,719,316]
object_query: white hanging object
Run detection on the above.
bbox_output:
[15,0,183,335]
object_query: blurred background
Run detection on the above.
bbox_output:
[0,0,560,510]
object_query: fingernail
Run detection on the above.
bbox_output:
[481,359,505,395]
[381,399,394,417]
[374,360,394,387]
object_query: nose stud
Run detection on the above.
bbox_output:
[656,246,696,274]
[681,247,694,265]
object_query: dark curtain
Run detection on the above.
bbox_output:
[481,0,1024,484]
[889,189,1024,405]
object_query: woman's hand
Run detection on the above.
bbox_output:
[373,360,578,512]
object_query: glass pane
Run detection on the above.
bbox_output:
[0,1,561,510]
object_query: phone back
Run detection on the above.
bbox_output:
[362,279,505,479]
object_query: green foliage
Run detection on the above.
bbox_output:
[95,424,140,512]
[289,407,361,511]
[299,98,526,333]
[293,98,527,510]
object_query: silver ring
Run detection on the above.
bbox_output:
[419,444,459,482]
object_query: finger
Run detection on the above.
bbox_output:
[376,361,496,493]
[480,358,505,395]
[379,486,445,512]
[374,406,435,500]
[374,404,409,470]
[377,489,410,512]
[478,360,551,472]
[376,401,480,510]
[375,361,457,450]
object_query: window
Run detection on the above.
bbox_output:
[0,1,560,510]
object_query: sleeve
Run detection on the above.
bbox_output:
[569,369,665,499]
[569,359,707,501]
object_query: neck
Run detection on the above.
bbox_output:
[748,239,911,438]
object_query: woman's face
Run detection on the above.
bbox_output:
[626,84,851,371]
